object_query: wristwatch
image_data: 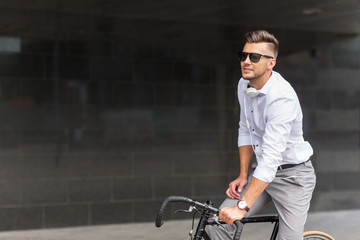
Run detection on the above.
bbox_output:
[237,200,250,212]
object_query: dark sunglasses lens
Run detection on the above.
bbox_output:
[239,52,248,61]
[249,53,261,63]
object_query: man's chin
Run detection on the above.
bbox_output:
[241,75,254,80]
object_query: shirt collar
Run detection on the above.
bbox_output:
[258,71,276,95]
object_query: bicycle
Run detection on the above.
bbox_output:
[155,196,335,240]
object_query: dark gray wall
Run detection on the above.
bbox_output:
[0,18,358,231]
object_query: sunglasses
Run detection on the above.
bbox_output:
[237,51,274,63]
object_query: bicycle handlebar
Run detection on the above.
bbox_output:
[155,195,242,240]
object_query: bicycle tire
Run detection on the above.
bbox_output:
[303,231,335,240]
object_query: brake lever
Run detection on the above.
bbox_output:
[174,205,195,214]
[212,215,221,225]
[210,214,229,232]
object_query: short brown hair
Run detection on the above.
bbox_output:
[244,30,279,58]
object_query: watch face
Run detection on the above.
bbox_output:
[238,201,246,209]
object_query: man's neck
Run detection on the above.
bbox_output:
[249,71,272,90]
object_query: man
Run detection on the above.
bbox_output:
[208,30,316,240]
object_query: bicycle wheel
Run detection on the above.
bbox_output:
[303,231,335,240]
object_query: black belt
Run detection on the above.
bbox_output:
[277,160,310,171]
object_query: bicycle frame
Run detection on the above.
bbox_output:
[194,205,212,240]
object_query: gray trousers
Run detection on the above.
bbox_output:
[207,160,316,240]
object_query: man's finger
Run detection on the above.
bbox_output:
[230,184,238,194]
[230,186,240,198]
[220,208,233,225]
[219,209,224,221]
[230,190,239,199]
[226,188,233,199]
[219,208,227,223]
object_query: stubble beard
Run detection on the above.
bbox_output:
[242,68,267,82]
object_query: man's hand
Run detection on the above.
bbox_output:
[226,176,248,199]
[219,206,246,225]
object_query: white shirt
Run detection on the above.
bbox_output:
[237,71,313,183]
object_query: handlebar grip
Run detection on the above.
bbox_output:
[233,220,242,240]
[155,196,193,228]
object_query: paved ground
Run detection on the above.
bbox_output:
[0,209,358,239]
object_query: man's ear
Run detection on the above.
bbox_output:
[268,59,276,70]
